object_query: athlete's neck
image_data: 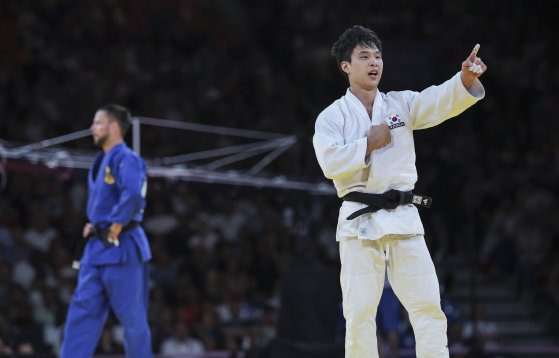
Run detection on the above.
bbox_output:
[102,139,123,153]
[349,86,377,119]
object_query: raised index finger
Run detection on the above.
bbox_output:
[471,44,480,56]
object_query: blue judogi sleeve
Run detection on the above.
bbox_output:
[106,152,147,226]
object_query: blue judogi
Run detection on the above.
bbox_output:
[61,143,153,358]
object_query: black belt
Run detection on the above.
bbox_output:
[71,221,140,269]
[342,190,432,220]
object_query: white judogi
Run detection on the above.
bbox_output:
[313,72,484,358]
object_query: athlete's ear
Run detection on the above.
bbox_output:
[341,61,350,75]
[109,119,123,137]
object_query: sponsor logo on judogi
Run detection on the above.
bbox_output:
[386,114,404,129]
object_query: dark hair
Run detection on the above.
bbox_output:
[99,103,131,136]
[331,25,382,77]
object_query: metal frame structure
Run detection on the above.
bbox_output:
[0,117,335,194]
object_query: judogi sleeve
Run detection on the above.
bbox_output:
[313,111,370,181]
[408,72,485,130]
[106,153,146,225]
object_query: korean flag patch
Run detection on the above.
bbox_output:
[386,114,405,129]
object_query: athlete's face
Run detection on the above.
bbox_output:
[90,110,111,147]
[342,44,383,90]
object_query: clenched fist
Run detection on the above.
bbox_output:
[366,123,391,155]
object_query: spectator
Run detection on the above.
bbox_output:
[462,303,498,351]
[160,321,205,355]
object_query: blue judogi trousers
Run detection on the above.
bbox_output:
[61,243,152,358]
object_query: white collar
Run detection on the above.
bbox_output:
[344,88,385,124]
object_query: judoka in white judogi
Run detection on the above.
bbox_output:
[313,25,486,358]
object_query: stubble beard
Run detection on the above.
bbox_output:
[93,134,108,148]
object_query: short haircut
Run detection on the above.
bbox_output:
[99,104,131,136]
[331,25,382,77]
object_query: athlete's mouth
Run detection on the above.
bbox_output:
[368,70,379,78]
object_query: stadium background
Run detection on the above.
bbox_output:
[1,0,558,357]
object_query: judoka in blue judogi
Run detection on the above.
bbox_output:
[61,104,153,357]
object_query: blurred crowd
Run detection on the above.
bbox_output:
[0,171,343,355]
[1,0,559,355]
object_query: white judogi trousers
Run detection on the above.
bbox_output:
[340,235,449,358]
